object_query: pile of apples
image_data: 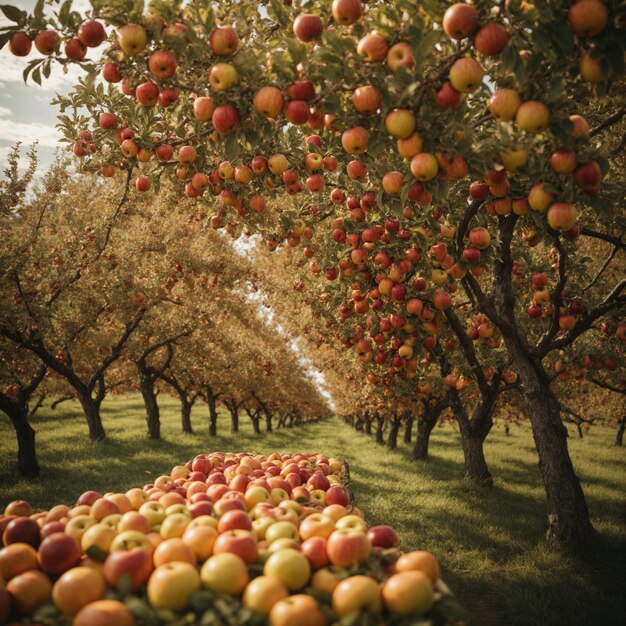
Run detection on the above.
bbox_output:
[0,452,458,626]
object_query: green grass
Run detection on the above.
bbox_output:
[1,395,625,626]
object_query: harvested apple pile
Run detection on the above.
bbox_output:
[0,452,467,625]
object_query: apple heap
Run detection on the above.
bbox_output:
[0,451,462,625]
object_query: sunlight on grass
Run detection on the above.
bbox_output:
[1,395,624,626]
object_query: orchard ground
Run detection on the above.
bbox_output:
[1,396,625,626]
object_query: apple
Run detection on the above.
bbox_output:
[103,547,152,592]
[34,30,59,55]
[336,514,367,532]
[341,127,369,154]
[325,486,349,507]
[253,87,285,118]
[117,23,148,56]
[367,525,398,548]
[201,552,249,594]
[135,176,150,192]
[38,532,81,575]
[52,565,106,615]
[357,33,389,62]
[209,26,238,55]
[2,517,40,547]
[304,153,324,171]
[212,104,240,134]
[387,42,414,71]
[102,61,121,82]
[64,38,86,61]
[573,160,601,190]
[579,50,604,83]
[148,49,176,79]
[217,510,252,533]
[568,0,608,37]
[268,153,289,174]
[270,594,327,626]
[78,20,106,47]
[527,183,553,212]
[449,57,484,93]
[489,88,521,121]
[285,100,310,124]
[6,569,52,614]
[443,3,479,39]
[469,227,491,249]
[410,152,438,181]
[136,81,159,106]
[516,100,550,133]
[213,529,258,564]
[209,62,239,91]
[73,599,135,626]
[9,31,31,56]
[193,96,214,122]
[352,85,381,114]
[547,202,577,231]
[288,79,316,101]
[0,542,39,580]
[550,149,577,174]
[570,114,590,137]
[332,0,363,25]
[299,514,335,540]
[326,529,370,568]
[396,132,424,159]
[474,23,510,56]
[500,147,528,172]
[333,575,381,616]
[385,108,416,139]
[234,164,253,184]
[147,561,201,611]
[243,574,289,616]
[264,548,311,590]
[293,14,324,42]
[435,81,462,109]
[382,571,434,614]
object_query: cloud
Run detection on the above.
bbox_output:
[0,104,62,148]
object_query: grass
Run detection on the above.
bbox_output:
[1,394,625,626]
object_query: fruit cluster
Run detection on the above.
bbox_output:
[0,452,464,625]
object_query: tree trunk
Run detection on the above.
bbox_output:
[388,418,400,450]
[375,416,384,444]
[365,418,372,435]
[0,397,39,477]
[252,416,260,434]
[181,400,193,434]
[459,425,492,484]
[288,414,294,428]
[76,391,106,440]
[504,337,594,543]
[616,415,625,447]
[139,376,160,439]
[403,417,414,444]
[265,411,272,432]
[207,395,218,436]
[228,402,239,433]
[414,405,442,461]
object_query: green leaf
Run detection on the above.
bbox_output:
[0,4,25,23]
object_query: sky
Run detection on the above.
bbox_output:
[0,0,92,177]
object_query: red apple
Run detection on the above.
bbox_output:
[367,525,398,549]
[38,533,81,575]
[213,529,258,564]
[253,87,285,118]
[443,3,479,39]
[9,31,32,56]
[136,81,159,106]
[293,14,324,42]
[78,20,107,47]
[357,33,388,62]
[212,104,240,134]
[332,0,363,26]
[568,0,608,37]
[34,30,59,55]
[64,38,86,61]
[209,26,238,55]
[148,50,177,79]
[474,23,510,56]
[104,547,153,591]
